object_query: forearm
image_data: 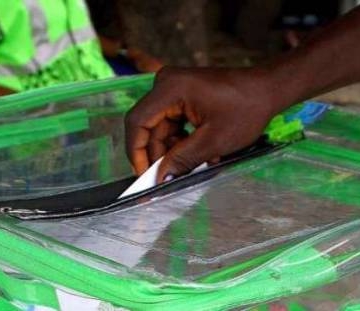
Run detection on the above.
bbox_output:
[265,6,360,114]
[126,6,360,177]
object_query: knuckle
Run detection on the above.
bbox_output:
[170,152,198,173]
[156,66,173,82]
[124,111,143,131]
[124,110,140,128]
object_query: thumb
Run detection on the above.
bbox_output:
[157,127,214,183]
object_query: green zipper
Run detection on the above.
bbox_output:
[0,109,89,149]
[0,74,154,116]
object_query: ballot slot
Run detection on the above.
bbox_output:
[0,138,285,219]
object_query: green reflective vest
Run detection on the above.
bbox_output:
[0,0,114,92]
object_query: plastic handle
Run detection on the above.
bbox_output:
[0,269,59,309]
[0,109,89,149]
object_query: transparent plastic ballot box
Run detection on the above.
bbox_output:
[0,76,360,310]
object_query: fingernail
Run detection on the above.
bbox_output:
[163,174,175,183]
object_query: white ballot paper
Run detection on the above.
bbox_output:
[119,157,208,198]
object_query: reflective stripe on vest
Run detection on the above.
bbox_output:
[0,0,112,90]
[0,0,96,77]
[0,28,94,76]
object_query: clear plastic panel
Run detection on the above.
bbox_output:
[0,75,154,200]
[306,106,360,151]
[18,147,360,280]
[2,98,360,310]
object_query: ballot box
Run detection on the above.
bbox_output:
[1,76,360,311]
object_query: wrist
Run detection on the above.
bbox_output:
[259,52,314,116]
[224,66,288,121]
[245,65,298,118]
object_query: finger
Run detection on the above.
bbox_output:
[165,131,189,149]
[208,157,221,165]
[156,126,218,183]
[125,86,184,174]
[148,140,167,164]
[152,132,189,164]
[125,100,155,175]
[127,127,150,176]
[148,119,185,163]
[148,132,189,165]
[147,119,182,163]
[125,68,187,174]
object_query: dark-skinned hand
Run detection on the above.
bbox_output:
[125,67,278,183]
[126,7,360,183]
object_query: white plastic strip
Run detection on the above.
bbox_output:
[57,290,129,311]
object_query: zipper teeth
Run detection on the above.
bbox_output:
[0,207,47,215]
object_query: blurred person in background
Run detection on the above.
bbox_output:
[0,0,114,96]
[85,0,163,75]
[219,0,344,50]
[276,0,340,48]
[0,0,162,98]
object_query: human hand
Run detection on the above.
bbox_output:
[125,7,360,183]
[125,67,279,183]
[127,48,163,73]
